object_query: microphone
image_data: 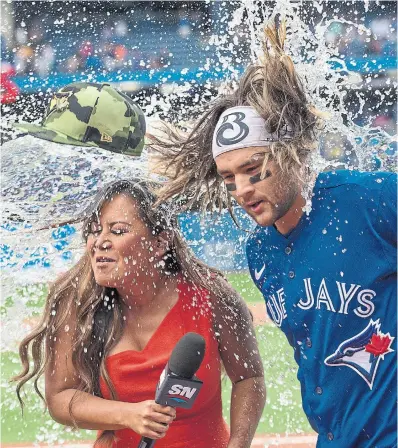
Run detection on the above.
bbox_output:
[137,332,206,448]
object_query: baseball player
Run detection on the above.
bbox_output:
[150,21,397,447]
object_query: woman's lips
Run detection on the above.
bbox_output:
[96,256,116,264]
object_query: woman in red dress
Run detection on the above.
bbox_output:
[15,179,265,448]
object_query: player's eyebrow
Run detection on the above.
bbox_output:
[217,152,266,176]
[239,154,265,169]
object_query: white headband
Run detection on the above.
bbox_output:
[212,106,295,159]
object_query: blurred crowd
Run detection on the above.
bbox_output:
[1,14,199,77]
[325,17,397,59]
[1,12,396,79]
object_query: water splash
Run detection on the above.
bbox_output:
[1,1,396,444]
[2,0,396,363]
[208,0,396,173]
[1,135,151,226]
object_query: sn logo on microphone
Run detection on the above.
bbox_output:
[167,384,198,403]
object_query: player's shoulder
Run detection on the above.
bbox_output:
[315,169,396,196]
[246,225,264,245]
[246,225,272,256]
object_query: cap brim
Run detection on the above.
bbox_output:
[13,122,94,148]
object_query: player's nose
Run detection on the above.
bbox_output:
[235,176,255,201]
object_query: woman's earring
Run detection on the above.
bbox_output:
[156,259,166,269]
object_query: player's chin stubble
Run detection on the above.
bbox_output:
[258,183,299,227]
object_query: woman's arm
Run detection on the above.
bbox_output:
[228,377,265,448]
[45,311,175,439]
[212,279,266,448]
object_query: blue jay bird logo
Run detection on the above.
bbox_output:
[325,319,394,389]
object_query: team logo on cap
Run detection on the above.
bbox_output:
[48,91,73,114]
[100,132,112,143]
[324,319,394,389]
[215,112,249,147]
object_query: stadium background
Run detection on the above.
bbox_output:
[0,1,397,446]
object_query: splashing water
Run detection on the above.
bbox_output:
[1,136,150,227]
[1,134,152,332]
[210,0,396,171]
[1,0,396,444]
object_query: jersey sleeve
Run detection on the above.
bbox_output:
[375,173,397,266]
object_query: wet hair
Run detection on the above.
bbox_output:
[13,178,237,447]
[149,19,323,213]
[81,179,181,275]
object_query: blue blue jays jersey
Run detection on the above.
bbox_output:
[246,170,397,447]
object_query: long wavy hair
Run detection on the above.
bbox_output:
[149,19,324,213]
[13,178,233,447]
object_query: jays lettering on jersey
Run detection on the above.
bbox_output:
[246,170,397,447]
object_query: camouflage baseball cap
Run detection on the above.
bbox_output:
[14,82,146,156]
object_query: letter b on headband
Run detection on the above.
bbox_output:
[212,106,295,159]
[215,112,249,147]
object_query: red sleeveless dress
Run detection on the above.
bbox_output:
[98,278,230,448]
